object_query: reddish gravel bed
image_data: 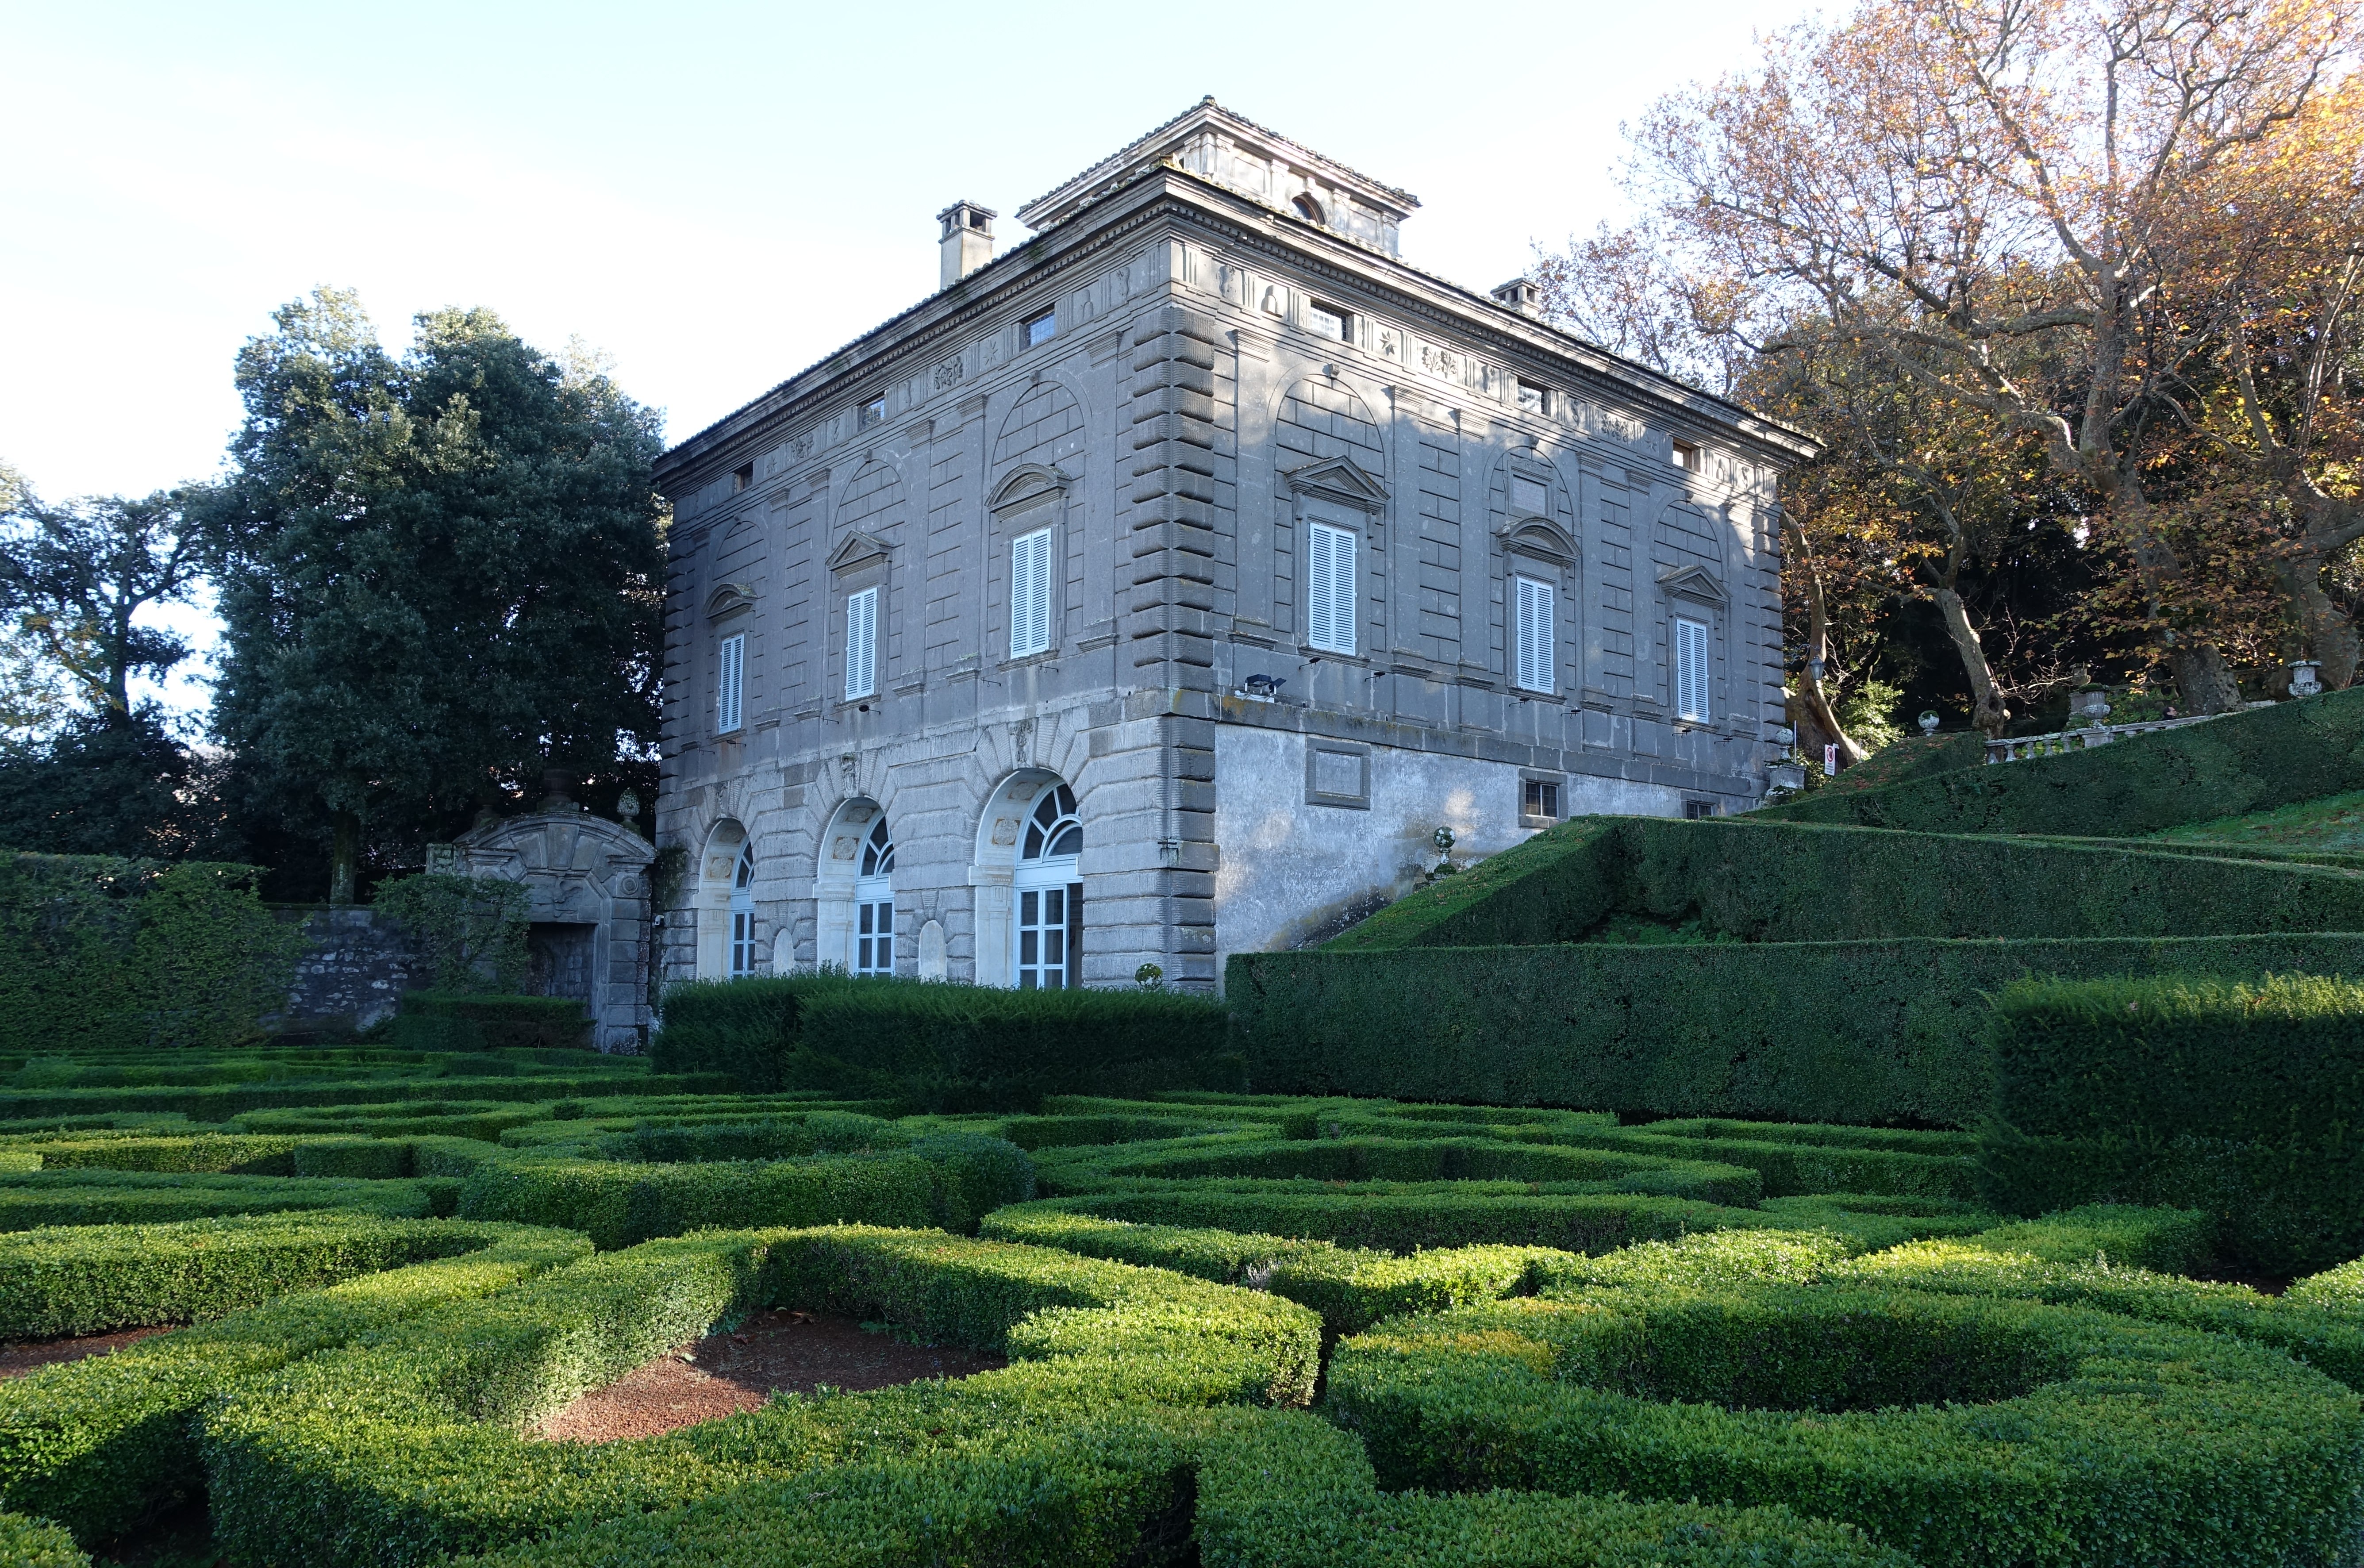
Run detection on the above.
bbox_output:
[0,1326,175,1378]
[536,1308,1006,1443]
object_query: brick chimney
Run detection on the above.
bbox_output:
[938,201,996,288]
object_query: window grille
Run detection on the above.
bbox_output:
[844,588,877,700]
[717,632,744,733]
[1010,527,1053,657]
[1025,311,1056,346]
[1307,523,1356,654]
[1675,615,1710,721]
[1514,575,1555,693]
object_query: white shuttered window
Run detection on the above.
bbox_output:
[1307,523,1356,654]
[1514,575,1555,693]
[1010,526,1053,658]
[844,588,877,700]
[716,632,745,733]
[1674,615,1710,721]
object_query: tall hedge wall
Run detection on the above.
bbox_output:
[1759,685,2364,838]
[655,972,1240,1108]
[0,855,302,1052]
[1327,815,2364,952]
[1983,973,2364,1273]
[1226,934,2364,1127]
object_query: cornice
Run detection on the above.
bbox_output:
[657,168,1817,496]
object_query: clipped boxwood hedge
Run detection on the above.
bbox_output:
[1983,973,2364,1274]
[454,1127,1035,1248]
[1326,1282,2364,1568]
[0,1511,87,1568]
[0,1212,511,1337]
[1230,934,2364,1126]
[0,1169,451,1230]
[200,1225,1322,1568]
[385,992,591,1053]
[653,971,1240,1107]
[0,1221,586,1544]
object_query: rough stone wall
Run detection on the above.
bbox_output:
[269,907,419,1035]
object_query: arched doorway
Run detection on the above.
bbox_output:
[814,797,888,972]
[854,817,895,976]
[1012,780,1081,989]
[692,819,747,980]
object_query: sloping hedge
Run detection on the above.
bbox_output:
[1982,973,2364,1273]
[1229,934,2364,1127]
[0,855,302,1052]
[655,972,1240,1108]
[1327,815,2364,951]
[1760,684,2364,837]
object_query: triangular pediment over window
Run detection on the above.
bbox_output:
[1282,455,1389,511]
[1657,562,1728,605]
[827,530,892,574]
[705,583,756,619]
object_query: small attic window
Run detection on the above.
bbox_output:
[859,396,886,430]
[1307,300,1350,342]
[1025,310,1057,347]
[1516,379,1548,415]
[1292,193,1325,225]
[731,462,753,493]
[1672,440,1702,473]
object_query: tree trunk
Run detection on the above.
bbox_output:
[1930,587,2010,738]
[2168,643,2246,715]
[2103,476,2245,713]
[2273,549,2361,691]
[1783,515,1865,767]
[330,810,361,906]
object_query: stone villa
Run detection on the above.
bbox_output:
[651,100,1813,994]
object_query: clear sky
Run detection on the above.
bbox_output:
[1,0,1820,503]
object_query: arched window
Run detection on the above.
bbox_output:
[1292,193,1324,225]
[729,842,757,978]
[855,817,895,976]
[1014,781,1081,989]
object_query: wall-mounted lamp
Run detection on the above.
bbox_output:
[1243,674,1285,698]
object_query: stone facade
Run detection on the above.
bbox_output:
[652,101,1814,994]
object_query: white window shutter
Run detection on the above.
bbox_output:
[1309,523,1355,654]
[846,588,877,699]
[1516,576,1554,693]
[1011,527,1052,657]
[717,633,744,732]
[1676,616,1709,720]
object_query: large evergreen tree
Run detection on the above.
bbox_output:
[205,290,665,902]
[0,474,215,857]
